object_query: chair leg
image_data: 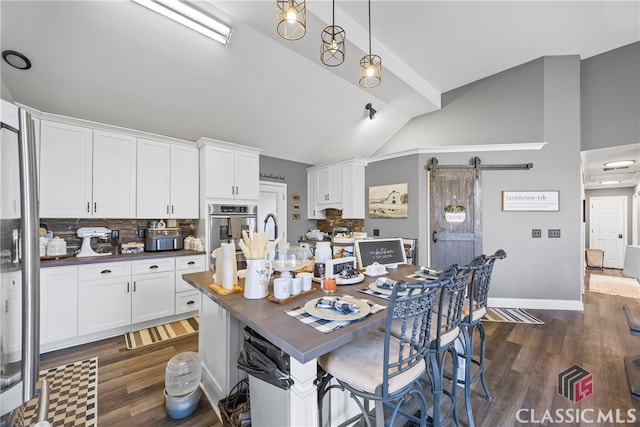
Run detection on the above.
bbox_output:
[476,322,492,401]
[462,326,476,427]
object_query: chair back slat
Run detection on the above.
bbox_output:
[382,279,440,398]
[433,266,471,350]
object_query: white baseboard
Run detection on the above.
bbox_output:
[488,297,583,311]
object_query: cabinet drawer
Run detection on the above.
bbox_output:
[176,290,200,314]
[176,255,206,271]
[176,267,207,292]
[131,257,175,275]
[78,262,131,281]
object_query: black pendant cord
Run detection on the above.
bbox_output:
[367,0,372,56]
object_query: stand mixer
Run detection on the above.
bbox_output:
[76,227,112,257]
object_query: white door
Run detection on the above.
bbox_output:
[259,182,287,258]
[590,196,627,269]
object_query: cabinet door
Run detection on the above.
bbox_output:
[234,151,259,200]
[137,138,171,218]
[1,271,21,360]
[203,145,235,199]
[340,162,365,219]
[40,266,78,345]
[131,271,175,323]
[93,130,137,218]
[0,128,20,218]
[170,144,199,218]
[306,170,325,219]
[316,164,342,205]
[40,121,93,218]
[78,276,131,335]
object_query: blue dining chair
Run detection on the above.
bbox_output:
[457,249,506,427]
[316,279,443,427]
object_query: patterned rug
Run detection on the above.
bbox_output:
[589,274,640,298]
[485,308,544,324]
[18,357,98,426]
[125,316,199,350]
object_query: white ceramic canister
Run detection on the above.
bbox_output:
[46,236,67,256]
[244,259,272,299]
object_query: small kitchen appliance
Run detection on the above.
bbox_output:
[145,228,183,252]
[76,227,112,257]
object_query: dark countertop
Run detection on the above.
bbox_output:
[39,249,207,268]
[182,265,418,364]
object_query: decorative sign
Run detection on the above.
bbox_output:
[444,204,466,224]
[354,238,408,269]
[502,191,559,212]
[260,172,286,181]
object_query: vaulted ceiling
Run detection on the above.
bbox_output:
[1,1,638,187]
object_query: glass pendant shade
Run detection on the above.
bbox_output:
[359,54,382,88]
[321,25,345,66]
[277,0,306,40]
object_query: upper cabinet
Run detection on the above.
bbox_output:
[307,158,367,219]
[40,121,137,218]
[199,138,261,201]
[137,138,199,219]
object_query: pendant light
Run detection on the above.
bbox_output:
[359,0,381,88]
[320,0,345,67]
[277,0,306,41]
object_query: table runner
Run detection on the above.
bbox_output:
[285,296,385,333]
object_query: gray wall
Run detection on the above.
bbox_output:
[581,42,640,151]
[368,56,583,305]
[259,155,314,244]
[585,187,636,247]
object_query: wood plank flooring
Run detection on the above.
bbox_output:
[39,268,640,426]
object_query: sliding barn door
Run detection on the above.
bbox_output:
[429,167,482,269]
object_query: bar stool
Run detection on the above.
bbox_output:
[458,249,506,427]
[316,279,442,427]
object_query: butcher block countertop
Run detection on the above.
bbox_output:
[39,249,206,268]
[182,267,417,364]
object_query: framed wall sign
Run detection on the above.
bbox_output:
[354,238,408,269]
[502,190,559,212]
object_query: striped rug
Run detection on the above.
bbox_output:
[485,308,544,324]
[125,316,199,350]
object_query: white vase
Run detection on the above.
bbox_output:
[244,259,272,299]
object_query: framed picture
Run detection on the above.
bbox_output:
[368,183,408,218]
[502,190,559,212]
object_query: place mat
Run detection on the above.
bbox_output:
[18,358,98,427]
[589,274,640,298]
[484,308,544,324]
[210,283,244,295]
[125,316,199,350]
[267,287,318,304]
[357,287,390,300]
[285,296,385,333]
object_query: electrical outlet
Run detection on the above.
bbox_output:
[137,229,145,239]
[373,229,380,237]
[532,229,541,238]
[548,229,561,238]
[111,230,119,240]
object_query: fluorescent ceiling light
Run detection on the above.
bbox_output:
[603,160,635,168]
[599,180,622,185]
[133,0,232,46]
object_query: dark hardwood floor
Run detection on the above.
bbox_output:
[39,268,640,426]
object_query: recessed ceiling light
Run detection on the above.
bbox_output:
[599,180,622,185]
[603,160,635,168]
[2,50,31,70]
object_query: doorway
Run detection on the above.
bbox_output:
[429,167,482,269]
[589,195,627,269]
[258,182,287,258]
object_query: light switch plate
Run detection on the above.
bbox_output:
[532,229,541,238]
[549,229,561,238]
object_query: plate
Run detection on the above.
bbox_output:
[304,297,370,321]
[368,281,408,296]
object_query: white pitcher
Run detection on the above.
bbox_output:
[244,259,272,299]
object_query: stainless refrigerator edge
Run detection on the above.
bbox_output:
[0,99,41,422]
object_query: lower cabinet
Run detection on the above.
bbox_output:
[1,270,22,361]
[131,258,176,324]
[40,266,78,344]
[175,254,206,314]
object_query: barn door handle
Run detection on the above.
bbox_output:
[432,230,438,243]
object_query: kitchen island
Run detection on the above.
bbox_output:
[183,267,415,426]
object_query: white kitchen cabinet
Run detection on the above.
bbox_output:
[1,270,22,360]
[137,138,199,219]
[39,121,137,218]
[0,127,20,218]
[306,158,367,219]
[306,170,325,219]
[175,254,206,314]
[131,257,175,323]
[78,262,132,335]
[199,139,261,201]
[40,266,78,345]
